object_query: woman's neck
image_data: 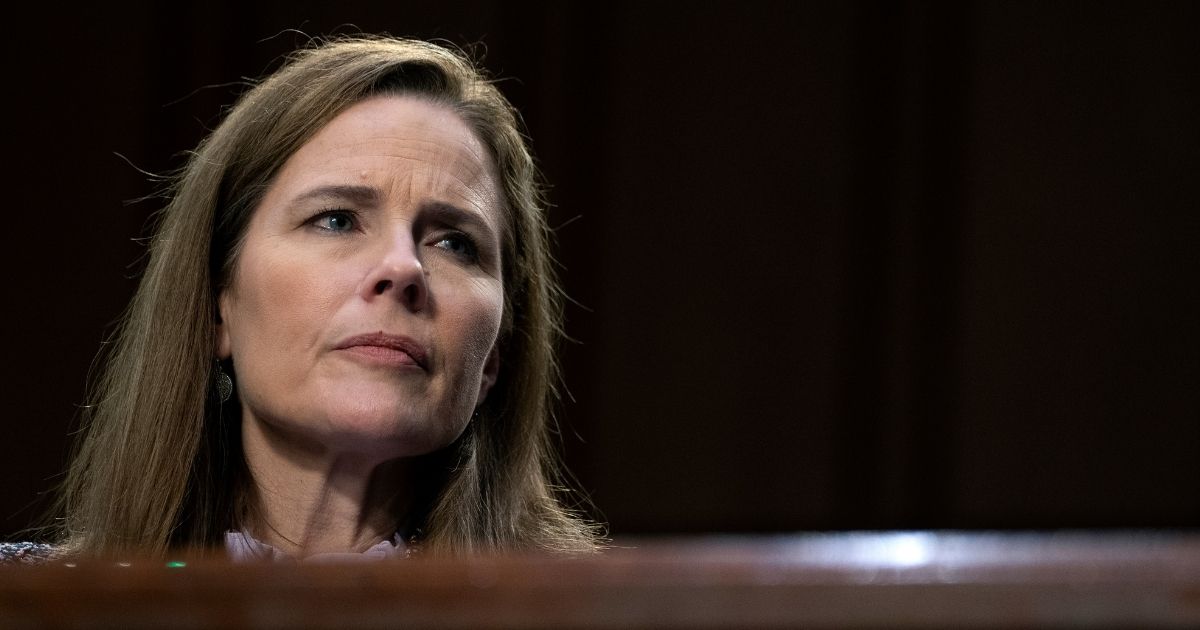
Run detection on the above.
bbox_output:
[239,415,412,557]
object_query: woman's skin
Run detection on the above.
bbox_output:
[216,95,505,556]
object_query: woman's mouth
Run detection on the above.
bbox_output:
[334,332,429,370]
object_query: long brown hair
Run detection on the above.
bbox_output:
[56,36,600,557]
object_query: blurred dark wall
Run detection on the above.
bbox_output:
[4,1,1197,538]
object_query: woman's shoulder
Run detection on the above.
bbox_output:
[0,542,55,564]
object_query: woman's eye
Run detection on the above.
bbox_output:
[433,233,479,262]
[309,210,356,233]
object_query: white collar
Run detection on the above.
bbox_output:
[224,530,409,562]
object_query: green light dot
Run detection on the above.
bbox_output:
[166,561,187,568]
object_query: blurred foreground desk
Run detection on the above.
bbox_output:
[3,532,1199,628]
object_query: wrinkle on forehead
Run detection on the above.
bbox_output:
[269,95,503,231]
[328,95,492,173]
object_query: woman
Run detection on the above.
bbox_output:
[37,36,599,559]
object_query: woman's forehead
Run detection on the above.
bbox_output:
[296,96,494,184]
[265,95,502,219]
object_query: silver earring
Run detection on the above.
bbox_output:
[216,362,233,403]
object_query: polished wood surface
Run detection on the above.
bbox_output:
[3,532,1199,628]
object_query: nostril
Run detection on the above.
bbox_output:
[404,284,420,305]
[374,279,393,294]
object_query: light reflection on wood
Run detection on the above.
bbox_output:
[2,532,1198,628]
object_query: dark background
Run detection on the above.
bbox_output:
[4,1,1197,539]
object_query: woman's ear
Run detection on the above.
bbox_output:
[476,345,500,406]
[215,293,232,360]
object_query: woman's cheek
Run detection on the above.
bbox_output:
[465,277,505,347]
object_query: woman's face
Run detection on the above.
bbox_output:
[217,95,504,459]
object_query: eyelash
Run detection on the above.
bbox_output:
[432,231,480,263]
[307,208,359,233]
[305,209,481,264]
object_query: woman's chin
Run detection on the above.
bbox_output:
[313,407,466,459]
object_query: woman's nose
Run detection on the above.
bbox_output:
[360,235,429,312]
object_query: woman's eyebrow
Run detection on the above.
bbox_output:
[420,201,498,238]
[291,184,382,207]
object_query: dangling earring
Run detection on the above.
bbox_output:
[216,361,233,403]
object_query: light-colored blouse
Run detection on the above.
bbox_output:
[224,531,409,562]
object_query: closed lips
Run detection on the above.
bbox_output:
[335,333,429,369]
